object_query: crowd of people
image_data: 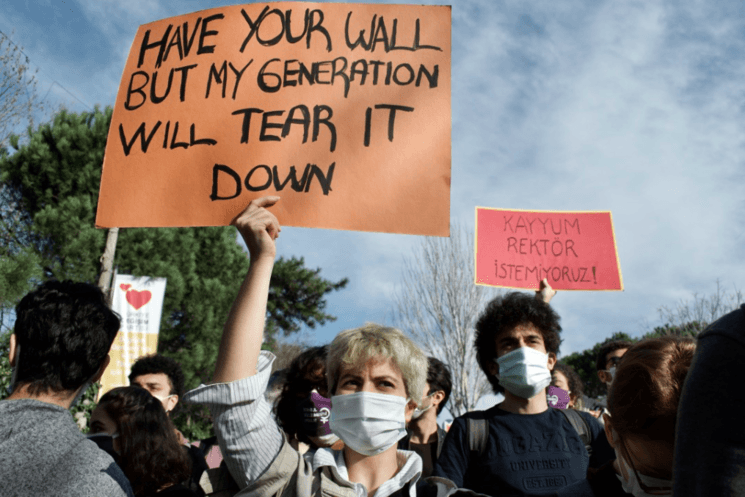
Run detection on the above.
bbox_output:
[1,196,743,496]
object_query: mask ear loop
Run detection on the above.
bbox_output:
[617,434,670,495]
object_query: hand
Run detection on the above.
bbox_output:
[232,196,281,261]
[537,278,556,304]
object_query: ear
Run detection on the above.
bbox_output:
[431,390,446,408]
[547,352,557,371]
[165,394,179,414]
[92,355,111,383]
[603,413,616,449]
[487,361,499,377]
[404,398,417,423]
[598,370,609,384]
[9,334,17,367]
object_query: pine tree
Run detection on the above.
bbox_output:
[0,107,347,437]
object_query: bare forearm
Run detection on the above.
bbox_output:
[213,255,274,383]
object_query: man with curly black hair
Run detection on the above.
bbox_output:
[434,284,614,496]
[129,354,185,414]
[0,280,133,496]
[129,354,208,496]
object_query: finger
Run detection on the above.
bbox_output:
[249,196,281,209]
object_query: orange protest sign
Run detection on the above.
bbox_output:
[475,208,623,291]
[96,3,451,236]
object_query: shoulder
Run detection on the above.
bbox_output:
[68,440,134,496]
[573,410,604,435]
[700,304,745,345]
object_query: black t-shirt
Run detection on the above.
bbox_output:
[183,445,208,497]
[410,440,438,478]
[433,406,613,496]
[553,460,628,497]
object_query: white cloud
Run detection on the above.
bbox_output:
[4,0,745,355]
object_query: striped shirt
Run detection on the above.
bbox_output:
[184,351,423,497]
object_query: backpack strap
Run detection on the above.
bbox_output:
[559,408,592,457]
[466,418,489,456]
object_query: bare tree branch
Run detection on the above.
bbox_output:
[0,32,44,149]
[656,279,744,335]
[395,225,500,416]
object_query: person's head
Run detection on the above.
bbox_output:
[274,345,334,447]
[414,357,452,418]
[327,323,427,413]
[9,280,120,399]
[326,324,428,456]
[603,336,696,489]
[129,354,184,413]
[475,292,562,395]
[551,362,584,409]
[91,386,191,496]
[596,339,633,387]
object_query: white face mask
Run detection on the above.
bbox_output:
[411,392,435,420]
[615,450,672,496]
[151,392,176,411]
[604,366,616,386]
[495,347,552,399]
[329,391,408,456]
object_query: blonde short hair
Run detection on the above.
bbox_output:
[326,323,427,405]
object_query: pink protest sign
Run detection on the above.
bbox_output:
[475,208,623,291]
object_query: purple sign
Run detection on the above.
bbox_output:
[546,385,570,409]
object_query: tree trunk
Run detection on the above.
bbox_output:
[98,227,119,303]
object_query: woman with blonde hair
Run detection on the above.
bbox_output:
[184,198,462,497]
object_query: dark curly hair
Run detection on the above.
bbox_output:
[596,339,634,372]
[274,345,329,445]
[129,354,185,399]
[552,362,584,404]
[97,386,191,496]
[475,292,562,394]
[13,280,120,395]
[427,357,452,415]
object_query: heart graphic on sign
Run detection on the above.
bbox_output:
[120,284,132,291]
[126,290,152,310]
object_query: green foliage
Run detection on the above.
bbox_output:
[266,256,348,345]
[0,107,348,438]
[561,331,636,399]
[642,321,707,339]
[0,331,10,398]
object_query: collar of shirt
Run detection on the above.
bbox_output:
[310,448,423,497]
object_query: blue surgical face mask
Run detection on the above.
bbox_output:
[495,347,552,399]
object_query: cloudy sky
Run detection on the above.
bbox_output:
[2,0,744,357]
